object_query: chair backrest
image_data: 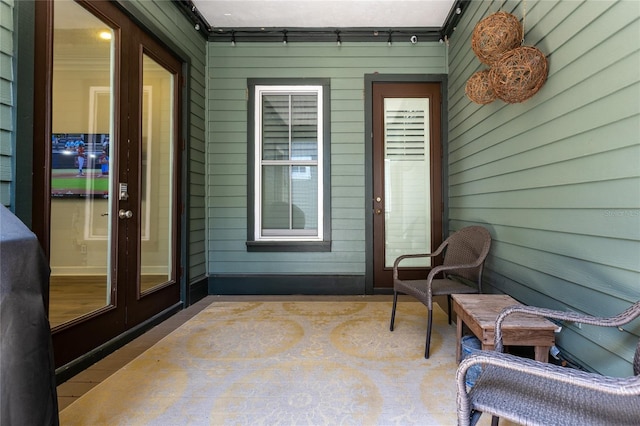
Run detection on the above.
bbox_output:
[442,226,492,286]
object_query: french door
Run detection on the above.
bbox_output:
[372,82,443,288]
[34,0,183,367]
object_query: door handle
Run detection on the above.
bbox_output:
[118,209,133,219]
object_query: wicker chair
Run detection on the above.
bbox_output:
[390,226,492,358]
[456,301,640,426]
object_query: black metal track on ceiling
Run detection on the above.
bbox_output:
[174,0,470,43]
[212,28,445,43]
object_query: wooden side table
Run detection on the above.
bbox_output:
[452,294,558,363]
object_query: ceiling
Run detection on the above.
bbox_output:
[193,0,458,29]
[178,0,468,42]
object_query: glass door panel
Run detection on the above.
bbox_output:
[49,0,114,327]
[37,0,182,367]
[383,98,431,268]
[139,54,174,294]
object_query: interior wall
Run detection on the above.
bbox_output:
[447,0,640,376]
[49,70,172,276]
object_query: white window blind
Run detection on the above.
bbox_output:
[384,107,426,160]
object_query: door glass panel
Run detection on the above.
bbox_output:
[139,54,174,294]
[383,98,431,268]
[49,0,114,327]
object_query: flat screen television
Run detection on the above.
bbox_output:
[51,133,110,199]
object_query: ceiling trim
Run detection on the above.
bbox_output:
[173,0,470,43]
[210,28,445,44]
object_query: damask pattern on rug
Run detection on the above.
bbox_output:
[60,300,466,425]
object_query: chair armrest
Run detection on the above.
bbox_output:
[426,262,484,283]
[456,351,640,426]
[392,246,446,280]
[494,302,640,352]
[393,253,438,268]
[393,253,483,284]
[393,239,449,270]
[457,350,640,396]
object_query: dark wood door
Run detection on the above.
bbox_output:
[121,17,182,327]
[34,0,182,367]
[372,82,443,289]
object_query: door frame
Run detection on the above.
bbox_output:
[31,0,189,372]
[363,74,449,294]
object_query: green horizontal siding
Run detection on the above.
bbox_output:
[0,0,13,208]
[207,41,446,277]
[447,0,640,376]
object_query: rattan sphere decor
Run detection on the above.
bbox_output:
[471,11,523,65]
[489,46,548,104]
[465,69,496,105]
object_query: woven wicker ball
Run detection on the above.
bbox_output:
[471,11,523,65]
[465,69,496,105]
[489,46,548,104]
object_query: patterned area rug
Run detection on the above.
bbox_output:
[60,299,469,425]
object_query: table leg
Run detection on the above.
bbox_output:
[534,346,550,363]
[456,316,462,362]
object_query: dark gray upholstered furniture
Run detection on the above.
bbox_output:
[456,301,640,426]
[0,205,59,425]
[390,225,492,358]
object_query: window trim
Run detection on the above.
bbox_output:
[255,85,323,241]
[247,78,331,252]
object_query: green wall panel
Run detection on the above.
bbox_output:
[447,0,640,376]
[207,41,447,278]
[0,0,13,208]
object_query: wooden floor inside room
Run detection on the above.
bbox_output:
[49,275,170,328]
[49,276,107,328]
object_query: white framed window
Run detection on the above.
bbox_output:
[254,85,324,241]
